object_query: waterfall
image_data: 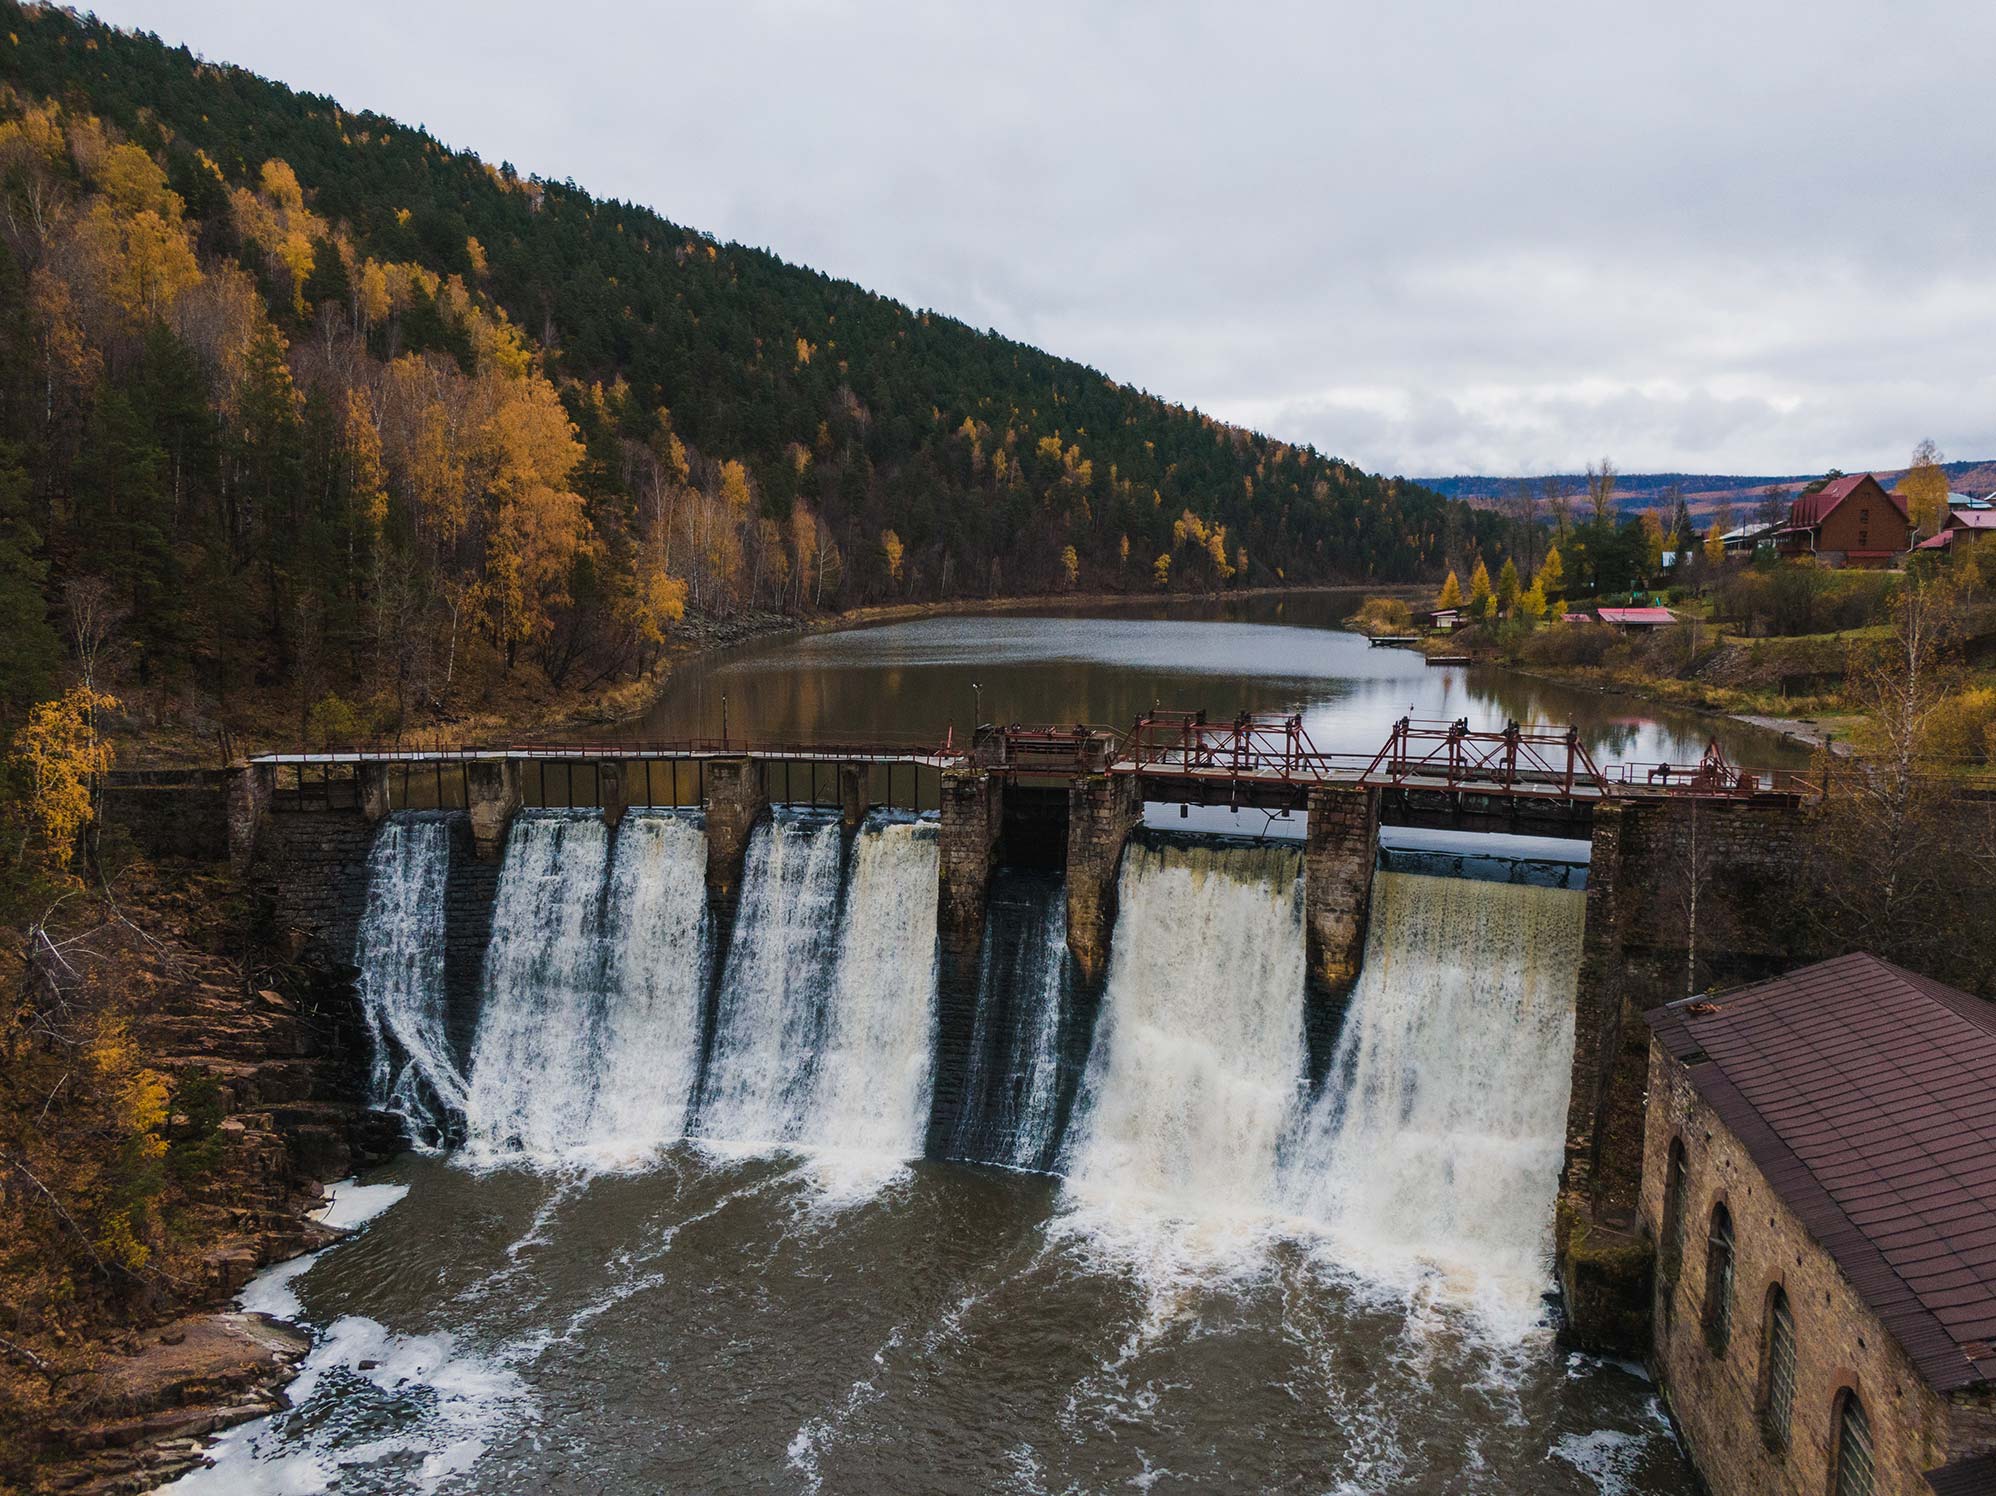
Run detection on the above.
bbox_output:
[587,812,712,1154]
[464,813,612,1159]
[693,812,847,1146]
[462,810,709,1165]
[803,816,939,1157]
[948,870,1076,1171]
[1061,837,1308,1219]
[1284,871,1584,1323]
[696,813,940,1161]
[354,813,465,1145]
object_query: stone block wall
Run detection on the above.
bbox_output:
[100,769,230,861]
[1642,1039,1973,1495]
[1063,773,1141,988]
[1558,796,1817,1353]
[930,768,1003,1151]
[703,757,767,911]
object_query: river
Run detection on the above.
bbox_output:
[173,596,1714,1494]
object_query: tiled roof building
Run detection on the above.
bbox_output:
[1642,955,1996,1495]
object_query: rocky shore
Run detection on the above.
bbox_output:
[12,865,399,1494]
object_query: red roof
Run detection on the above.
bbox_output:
[1596,606,1675,625]
[1788,473,1908,530]
[1916,531,1955,551]
[1647,954,1996,1393]
[1948,509,1996,531]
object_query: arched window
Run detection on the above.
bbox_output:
[1702,1203,1734,1354]
[1759,1286,1794,1449]
[1661,1139,1689,1284]
[1833,1392,1874,1496]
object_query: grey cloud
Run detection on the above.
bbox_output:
[89,0,1996,477]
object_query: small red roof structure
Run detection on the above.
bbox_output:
[1647,954,1996,1393]
[1561,611,1591,624]
[1917,530,1955,551]
[1596,606,1676,628]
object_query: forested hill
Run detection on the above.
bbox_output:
[0,3,1504,747]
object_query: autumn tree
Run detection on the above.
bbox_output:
[880,528,905,586]
[1536,547,1564,607]
[1437,570,1463,609]
[1585,458,1618,525]
[1469,557,1493,616]
[1899,438,1949,538]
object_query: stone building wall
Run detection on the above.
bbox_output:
[1558,795,1818,1353]
[1641,1038,1970,1495]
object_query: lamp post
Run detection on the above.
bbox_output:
[972,681,982,727]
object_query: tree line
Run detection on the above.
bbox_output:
[0,1,1510,763]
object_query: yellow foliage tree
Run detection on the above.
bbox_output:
[881,528,905,584]
[1153,552,1172,588]
[1899,439,1950,537]
[12,685,118,882]
[1061,545,1080,588]
[1519,580,1548,622]
[719,459,754,514]
[1536,547,1565,604]
[1704,525,1727,565]
[1469,558,1492,610]
[1437,571,1463,609]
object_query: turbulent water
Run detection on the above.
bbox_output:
[1062,838,1309,1223]
[1287,871,1587,1330]
[354,813,464,1144]
[233,809,1689,1495]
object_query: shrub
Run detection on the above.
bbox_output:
[1920,687,1996,765]
[1348,596,1414,635]
[1520,622,1622,668]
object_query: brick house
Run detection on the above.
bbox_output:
[1641,955,1996,1495]
[1775,475,1911,567]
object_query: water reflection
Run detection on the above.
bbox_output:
[637,593,1806,771]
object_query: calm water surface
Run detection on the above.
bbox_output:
[634,592,1801,774]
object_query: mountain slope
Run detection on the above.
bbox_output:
[0,2,1506,744]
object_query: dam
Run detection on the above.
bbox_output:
[148,621,1823,1493]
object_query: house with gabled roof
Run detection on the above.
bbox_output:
[1774,475,1910,568]
[1641,954,1996,1496]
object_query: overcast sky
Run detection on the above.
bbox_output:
[86,1,1996,479]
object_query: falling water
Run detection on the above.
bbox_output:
[587,811,712,1155]
[1061,837,1308,1220]
[693,812,848,1146]
[354,813,465,1145]
[460,810,711,1165]
[948,870,1076,1171]
[803,815,939,1157]
[1284,871,1584,1325]
[464,812,614,1159]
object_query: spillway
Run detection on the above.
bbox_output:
[1060,837,1308,1218]
[353,812,464,1146]
[462,810,710,1165]
[803,816,940,1156]
[692,812,847,1146]
[1283,870,1585,1320]
[947,870,1079,1171]
[695,812,940,1159]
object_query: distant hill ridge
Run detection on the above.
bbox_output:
[1421,461,1996,517]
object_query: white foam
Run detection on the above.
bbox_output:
[164,1315,534,1495]
[311,1178,410,1232]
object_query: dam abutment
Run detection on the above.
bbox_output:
[930,766,1005,1150]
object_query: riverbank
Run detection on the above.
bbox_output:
[1,862,398,1494]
